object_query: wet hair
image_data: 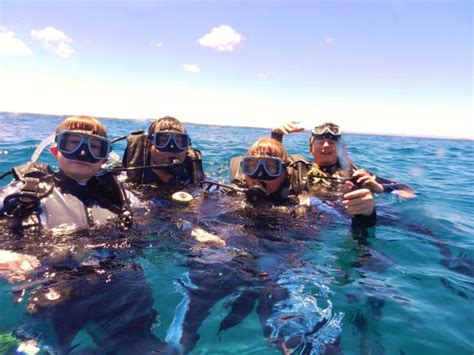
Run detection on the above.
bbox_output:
[246,138,288,161]
[148,116,186,135]
[55,116,108,138]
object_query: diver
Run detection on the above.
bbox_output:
[0,116,171,354]
[121,116,204,188]
[271,120,414,197]
[228,137,377,227]
[0,115,132,233]
[175,138,376,354]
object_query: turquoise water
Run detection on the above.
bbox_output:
[0,112,473,354]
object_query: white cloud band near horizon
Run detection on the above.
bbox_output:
[0,68,472,140]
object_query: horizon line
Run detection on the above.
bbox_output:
[1,110,473,142]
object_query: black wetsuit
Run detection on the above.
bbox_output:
[164,191,341,354]
[0,170,120,230]
[306,163,377,228]
[121,132,205,187]
[136,164,195,187]
[0,168,172,354]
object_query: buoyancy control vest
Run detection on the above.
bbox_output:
[1,162,132,230]
[229,154,310,197]
[122,131,205,185]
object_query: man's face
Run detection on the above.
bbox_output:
[149,144,188,165]
[310,138,338,166]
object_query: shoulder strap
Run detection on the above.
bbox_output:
[230,156,246,187]
[286,155,310,195]
[95,171,133,229]
[122,131,150,184]
[2,162,55,227]
[184,147,205,184]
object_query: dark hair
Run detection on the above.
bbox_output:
[148,116,186,135]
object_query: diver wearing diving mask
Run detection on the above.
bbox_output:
[121,116,205,186]
[228,139,293,204]
[240,156,288,203]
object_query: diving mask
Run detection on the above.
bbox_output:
[241,156,285,181]
[311,123,342,140]
[55,130,111,163]
[150,131,190,153]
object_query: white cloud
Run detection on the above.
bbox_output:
[31,27,70,43]
[0,27,32,56]
[154,41,163,48]
[198,25,244,52]
[31,26,74,58]
[324,36,335,45]
[183,64,200,74]
[55,41,74,58]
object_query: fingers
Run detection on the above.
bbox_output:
[351,170,384,193]
[344,187,371,201]
[275,121,305,135]
[343,188,375,216]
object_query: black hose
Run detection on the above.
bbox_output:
[105,160,183,172]
[200,179,247,193]
[0,170,13,180]
[110,130,145,144]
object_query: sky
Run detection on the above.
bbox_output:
[0,0,472,139]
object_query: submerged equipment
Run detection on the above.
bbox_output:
[150,131,190,153]
[201,179,279,204]
[200,179,247,193]
[240,156,285,181]
[171,191,194,203]
[55,130,111,163]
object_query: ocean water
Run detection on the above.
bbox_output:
[0,112,473,354]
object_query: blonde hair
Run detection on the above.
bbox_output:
[246,138,288,161]
[55,116,108,138]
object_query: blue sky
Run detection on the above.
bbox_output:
[0,0,472,138]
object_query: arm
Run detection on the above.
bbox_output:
[271,121,305,143]
[0,250,40,282]
[352,169,416,198]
